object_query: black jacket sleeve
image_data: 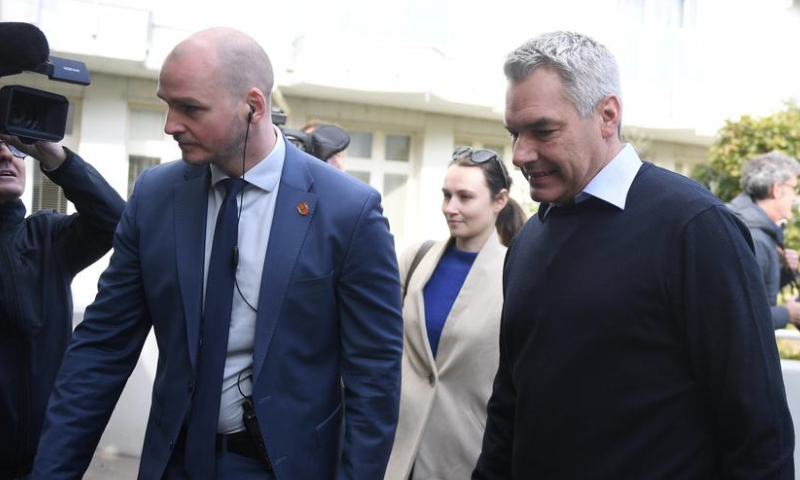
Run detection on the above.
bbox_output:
[41,148,125,275]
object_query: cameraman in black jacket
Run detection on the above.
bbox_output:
[0,135,125,480]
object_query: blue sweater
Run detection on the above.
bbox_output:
[422,245,478,357]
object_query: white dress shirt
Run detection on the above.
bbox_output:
[575,143,642,209]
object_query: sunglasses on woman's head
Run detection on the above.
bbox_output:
[451,146,508,189]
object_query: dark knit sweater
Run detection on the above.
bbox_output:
[474,163,794,480]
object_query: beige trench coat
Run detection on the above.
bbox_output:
[385,231,506,480]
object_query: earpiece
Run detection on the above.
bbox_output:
[235,103,256,312]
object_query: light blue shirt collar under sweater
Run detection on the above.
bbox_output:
[204,126,285,434]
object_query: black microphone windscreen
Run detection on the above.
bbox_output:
[0,22,50,71]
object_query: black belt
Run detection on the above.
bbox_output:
[215,431,272,472]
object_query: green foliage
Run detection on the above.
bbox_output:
[692,103,800,202]
[777,331,800,361]
[692,103,800,246]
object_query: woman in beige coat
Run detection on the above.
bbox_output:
[385,147,525,480]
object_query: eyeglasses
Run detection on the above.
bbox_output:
[0,141,27,159]
[781,182,800,195]
[451,146,509,189]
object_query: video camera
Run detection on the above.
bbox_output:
[0,22,91,144]
[271,108,350,162]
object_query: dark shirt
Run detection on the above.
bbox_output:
[0,150,124,478]
[474,162,794,480]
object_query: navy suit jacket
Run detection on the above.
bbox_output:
[32,142,404,480]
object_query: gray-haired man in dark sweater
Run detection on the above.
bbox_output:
[473,31,794,480]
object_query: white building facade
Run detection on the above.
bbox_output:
[3,0,800,463]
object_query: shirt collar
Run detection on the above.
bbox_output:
[575,143,642,210]
[210,125,285,192]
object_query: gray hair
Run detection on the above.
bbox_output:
[741,151,800,200]
[504,31,621,119]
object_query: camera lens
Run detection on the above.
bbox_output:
[8,104,41,130]
[1,85,70,142]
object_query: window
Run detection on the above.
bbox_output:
[128,155,160,197]
[129,108,166,141]
[385,135,410,162]
[126,107,169,196]
[344,129,414,239]
[383,173,409,236]
[348,131,374,158]
[349,171,371,184]
[31,167,68,214]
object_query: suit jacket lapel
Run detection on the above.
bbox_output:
[175,165,210,369]
[435,230,503,368]
[253,144,317,381]
[408,240,449,369]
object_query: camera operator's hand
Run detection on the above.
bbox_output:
[0,134,67,170]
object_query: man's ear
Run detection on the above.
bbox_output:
[769,182,781,200]
[244,87,268,124]
[598,95,621,139]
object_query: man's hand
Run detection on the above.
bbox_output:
[783,248,799,273]
[0,134,66,170]
[786,296,800,326]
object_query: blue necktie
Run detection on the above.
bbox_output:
[185,177,245,478]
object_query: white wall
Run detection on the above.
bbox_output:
[281,94,532,250]
[782,360,800,475]
[71,75,131,309]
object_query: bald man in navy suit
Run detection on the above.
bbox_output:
[32,27,403,480]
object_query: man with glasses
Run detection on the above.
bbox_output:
[0,135,124,480]
[473,31,793,479]
[728,151,800,329]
